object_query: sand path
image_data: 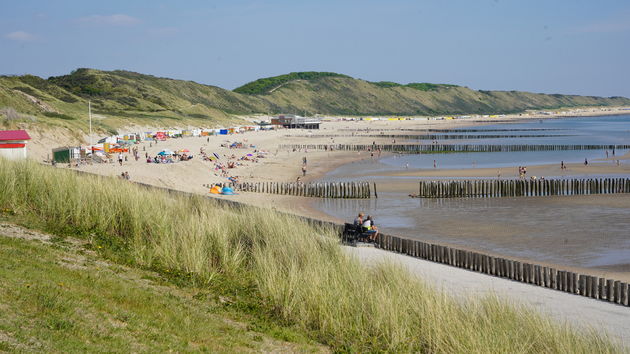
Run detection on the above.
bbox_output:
[346,246,630,347]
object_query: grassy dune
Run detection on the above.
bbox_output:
[0,159,621,352]
[2,69,629,135]
[0,233,321,352]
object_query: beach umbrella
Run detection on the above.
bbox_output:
[221,186,235,195]
[158,149,174,156]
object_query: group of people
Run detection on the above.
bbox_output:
[146,153,193,164]
[353,212,379,242]
[518,166,527,179]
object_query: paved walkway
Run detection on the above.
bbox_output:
[345,246,630,347]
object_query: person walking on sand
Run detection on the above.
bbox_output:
[302,165,307,176]
[118,153,123,166]
[584,158,588,166]
[433,160,437,169]
[561,161,565,170]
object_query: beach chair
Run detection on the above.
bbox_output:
[342,223,359,244]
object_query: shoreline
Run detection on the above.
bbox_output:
[31,109,630,282]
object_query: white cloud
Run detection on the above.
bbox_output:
[4,31,35,41]
[77,14,141,26]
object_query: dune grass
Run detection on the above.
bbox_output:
[0,234,323,352]
[0,159,621,352]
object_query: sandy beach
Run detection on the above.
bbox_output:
[24,106,630,280]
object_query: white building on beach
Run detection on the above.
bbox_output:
[0,130,31,160]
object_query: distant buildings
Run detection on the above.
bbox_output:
[0,130,31,160]
[271,114,321,129]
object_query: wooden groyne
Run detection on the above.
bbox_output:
[233,181,372,198]
[417,177,630,198]
[286,133,570,140]
[375,234,630,307]
[279,143,630,153]
[338,128,563,132]
[68,168,630,307]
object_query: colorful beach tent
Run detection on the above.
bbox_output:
[209,185,222,194]
[157,149,174,155]
[221,186,235,195]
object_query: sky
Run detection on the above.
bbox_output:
[1,0,629,97]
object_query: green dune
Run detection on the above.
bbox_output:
[1,68,629,134]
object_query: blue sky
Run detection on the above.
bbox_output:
[1,0,629,97]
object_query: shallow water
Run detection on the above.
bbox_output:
[313,194,630,270]
[314,115,630,273]
[374,115,630,170]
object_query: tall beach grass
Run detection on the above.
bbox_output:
[0,159,620,352]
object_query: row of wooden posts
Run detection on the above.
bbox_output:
[374,234,630,306]
[418,177,630,198]
[287,133,569,140]
[233,181,373,198]
[279,143,630,153]
[338,128,562,133]
[70,169,629,307]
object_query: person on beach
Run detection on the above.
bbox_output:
[118,153,123,166]
[362,215,379,242]
[584,158,588,166]
[561,161,565,170]
[354,213,364,226]
[302,165,307,176]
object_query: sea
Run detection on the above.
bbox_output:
[313,114,630,273]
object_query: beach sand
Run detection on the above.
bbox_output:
[26,107,630,280]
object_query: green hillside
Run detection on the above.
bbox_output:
[1,68,629,135]
[233,71,350,94]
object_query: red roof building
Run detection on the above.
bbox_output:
[0,129,31,160]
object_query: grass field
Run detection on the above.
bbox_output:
[0,158,621,352]
[0,227,323,352]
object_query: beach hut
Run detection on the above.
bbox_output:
[52,146,80,163]
[0,130,31,160]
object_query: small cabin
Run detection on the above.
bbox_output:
[0,130,31,160]
[52,146,81,163]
